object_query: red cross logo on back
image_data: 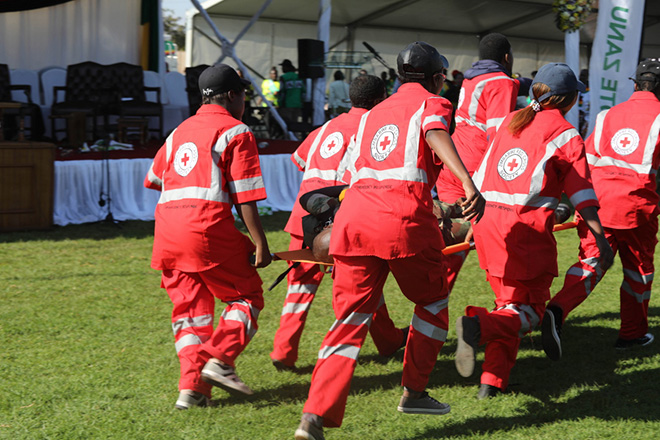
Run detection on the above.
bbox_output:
[181,153,190,166]
[379,136,391,152]
[327,140,336,151]
[507,158,519,172]
[619,137,631,149]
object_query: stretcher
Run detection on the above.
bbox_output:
[273,221,578,265]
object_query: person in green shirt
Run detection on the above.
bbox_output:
[279,59,305,123]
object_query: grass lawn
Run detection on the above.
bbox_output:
[1,212,658,439]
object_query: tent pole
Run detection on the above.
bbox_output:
[314,0,331,127]
[189,0,296,140]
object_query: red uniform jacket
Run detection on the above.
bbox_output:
[144,105,267,272]
[330,82,453,259]
[586,91,660,228]
[473,109,599,280]
[437,71,519,202]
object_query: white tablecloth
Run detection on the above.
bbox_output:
[53,155,302,226]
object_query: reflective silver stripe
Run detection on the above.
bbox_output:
[147,163,162,187]
[481,129,580,209]
[222,308,257,339]
[482,191,557,209]
[586,153,598,166]
[300,122,331,180]
[500,304,539,336]
[455,114,486,132]
[466,75,517,128]
[328,312,373,332]
[159,186,231,204]
[592,109,609,157]
[341,112,369,185]
[212,124,251,159]
[282,302,311,315]
[472,139,495,189]
[422,114,447,130]
[622,280,652,303]
[486,116,505,130]
[229,176,265,194]
[410,314,447,341]
[591,110,660,176]
[569,188,598,208]
[293,150,306,169]
[354,166,428,183]
[172,314,213,336]
[348,101,429,185]
[591,156,658,175]
[424,298,449,315]
[623,268,654,285]
[287,284,319,295]
[571,257,605,296]
[318,343,361,360]
[302,168,341,182]
[165,128,176,161]
[175,333,207,353]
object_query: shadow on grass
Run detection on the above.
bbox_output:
[0,211,291,243]
[401,308,660,439]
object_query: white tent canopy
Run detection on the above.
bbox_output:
[186,0,648,80]
[186,0,660,80]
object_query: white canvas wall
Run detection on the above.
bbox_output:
[0,0,142,70]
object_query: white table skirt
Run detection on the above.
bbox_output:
[53,155,302,226]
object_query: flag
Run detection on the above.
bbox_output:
[587,0,646,136]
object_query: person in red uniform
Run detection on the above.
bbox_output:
[454,63,614,399]
[542,58,660,360]
[436,33,519,291]
[294,42,485,440]
[271,75,407,370]
[144,64,272,410]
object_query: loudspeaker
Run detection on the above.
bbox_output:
[298,39,325,79]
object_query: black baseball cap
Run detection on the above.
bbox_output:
[198,64,250,96]
[634,58,660,82]
[531,63,586,102]
[280,59,296,70]
[397,41,449,80]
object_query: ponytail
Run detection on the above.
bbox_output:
[508,83,578,136]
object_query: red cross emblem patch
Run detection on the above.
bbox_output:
[370,124,399,161]
[174,142,199,177]
[497,148,528,181]
[611,128,639,156]
[319,131,344,159]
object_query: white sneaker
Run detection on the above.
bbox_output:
[201,359,254,395]
[175,390,209,410]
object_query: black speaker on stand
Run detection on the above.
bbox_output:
[297,39,325,79]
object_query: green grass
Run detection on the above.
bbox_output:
[1,213,658,439]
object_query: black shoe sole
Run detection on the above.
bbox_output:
[541,309,561,361]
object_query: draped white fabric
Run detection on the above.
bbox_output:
[0,0,141,70]
[53,155,302,226]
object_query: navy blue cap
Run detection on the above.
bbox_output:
[198,64,250,96]
[635,58,660,81]
[397,42,449,80]
[530,63,586,102]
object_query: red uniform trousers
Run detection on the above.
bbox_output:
[303,247,449,427]
[549,216,657,340]
[271,235,405,366]
[468,273,551,390]
[445,249,469,292]
[161,258,264,398]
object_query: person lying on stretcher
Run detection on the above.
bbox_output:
[298,185,573,264]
